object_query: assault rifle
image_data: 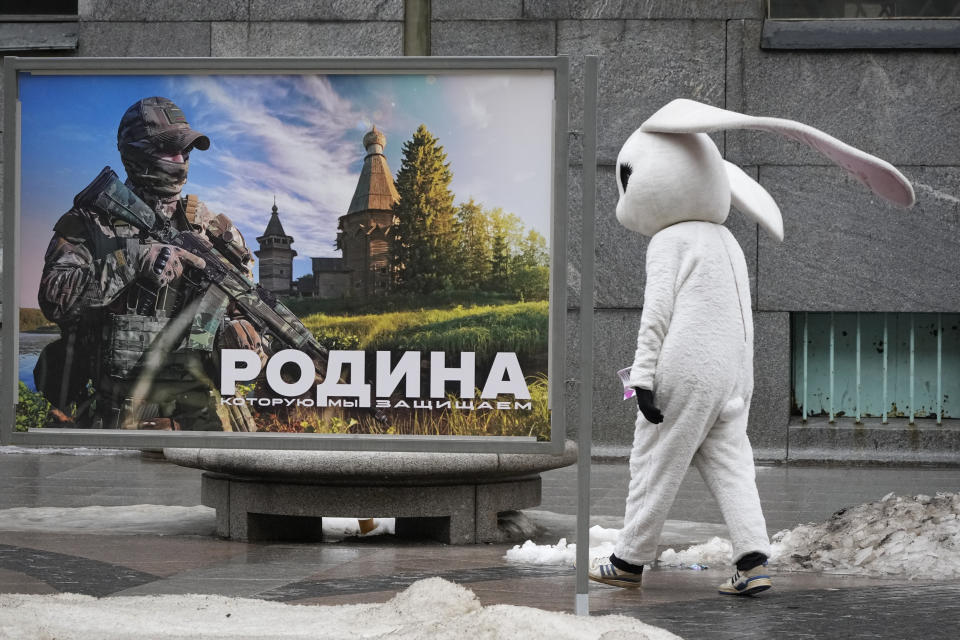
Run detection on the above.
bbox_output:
[74,166,330,386]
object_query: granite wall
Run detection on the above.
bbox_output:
[430,2,959,456]
[2,1,957,457]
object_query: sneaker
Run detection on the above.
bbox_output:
[718,564,772,596]
[587,556,644,589]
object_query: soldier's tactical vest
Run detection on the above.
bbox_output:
[77,194,227,383]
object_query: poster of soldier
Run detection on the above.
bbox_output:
[7,60,566,447]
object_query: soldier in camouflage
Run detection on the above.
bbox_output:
[38,97,261,431]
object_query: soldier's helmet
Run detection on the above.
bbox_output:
[117,97,210,198]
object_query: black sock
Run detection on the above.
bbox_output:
[736,552,768,571]
[609,553,645,574]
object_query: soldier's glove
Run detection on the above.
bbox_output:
[221,319,268,368]
[633,387,664,424]
[137,243,206,288]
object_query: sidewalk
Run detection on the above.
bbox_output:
[2,448,960,639]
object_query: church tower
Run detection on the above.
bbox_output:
[255,199,297,295]
[337,126,400,297]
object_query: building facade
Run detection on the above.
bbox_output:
[3,1,959,460]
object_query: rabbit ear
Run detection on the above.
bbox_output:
[725,161,783,242]
[641,99,916,209]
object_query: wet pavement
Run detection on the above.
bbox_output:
[2,448,960,639]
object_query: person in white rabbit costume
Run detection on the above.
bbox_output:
[589,99,915,596]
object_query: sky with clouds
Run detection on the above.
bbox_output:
[16,70,555,309]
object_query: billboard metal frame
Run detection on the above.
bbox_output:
[1,55,571,455]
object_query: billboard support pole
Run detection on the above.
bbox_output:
[403,0,431,56]
[575,55,599,616]
[1,61,20,446]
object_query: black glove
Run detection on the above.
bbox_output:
[137,243,206,287]
[633,387,663,424]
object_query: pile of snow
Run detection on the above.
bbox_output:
[509,493,960,579]
[771,492,960,580]
[657,537,731,569]
[0,504,395,539]
[506,525,632,567]
[505,526,723,570]
[0,577,682,640]
[0,505,217,536]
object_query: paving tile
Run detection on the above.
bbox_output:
[285,589,397,607]
[259,562,570,602]
[0,532,249,578]
[540,461,960,532]
[0,544,159,597]
[2,450,960,639]
[597,582,960,640]
[0,567,59,594]
[467,576,574,611]
[0,454,202,509]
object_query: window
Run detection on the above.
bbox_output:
[2,1,77,15]
[769,1,960,18]
[0,0,78,53]
[793,312,960,423]
[763,0,960,48]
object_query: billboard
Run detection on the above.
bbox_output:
[2,57,569,453]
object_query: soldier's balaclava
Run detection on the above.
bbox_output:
[117,97,210,200]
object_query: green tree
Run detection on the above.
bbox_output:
[16,382,50,432]
[390,125,458,294]
[508,229,550,300]
[485,208,523,291]
[455,198,492,288]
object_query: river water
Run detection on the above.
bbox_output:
[18,333,59,391]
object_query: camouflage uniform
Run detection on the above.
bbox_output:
[38,97,259,431]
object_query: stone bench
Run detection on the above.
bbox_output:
[164,441,577,544]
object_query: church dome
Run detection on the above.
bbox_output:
[347,126,399,215]
[363,126,387,153]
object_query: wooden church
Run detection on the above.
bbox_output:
[311,126,400,298]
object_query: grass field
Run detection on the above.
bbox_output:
[264,299,551,438]
[258,374,550,440]
[283,290,523,318]
[17,298,553,439]
[300,300,548,370]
